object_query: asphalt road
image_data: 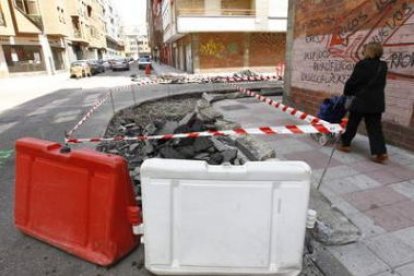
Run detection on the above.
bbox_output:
[0,70,320,275]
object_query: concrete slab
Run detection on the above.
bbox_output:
[395,262,414,276]
[326,242,390,276]
[364,233,414,267]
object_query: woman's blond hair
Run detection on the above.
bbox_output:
[363,42,383,59]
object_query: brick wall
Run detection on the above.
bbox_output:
[198,32,286,71]
[250,33,286,67]
[285,0,414,151]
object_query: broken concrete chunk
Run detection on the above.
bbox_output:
[214,119,241,130]
[175,145,196,159]
[193,137,214,153]
[144,123,158,135]
[143,142,154,155]
[194,152,211,161]
[222,149,238,163]
[158,121,179,135]
[178,112,197,127]
[235,135,276,161]
[159,147,187,159]
[197,106,223,122]
[129,143,141,153]
[207,152,224,165]
[308,187,360,245]
[196,98,210,109]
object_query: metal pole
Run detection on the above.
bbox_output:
[131,84,137,104]
[110,90,116,115]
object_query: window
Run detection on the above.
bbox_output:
[14,0,40,15]
[87,5,92,17]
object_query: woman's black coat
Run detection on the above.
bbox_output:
[344,58,388,113]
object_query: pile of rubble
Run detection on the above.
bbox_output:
[131,69,280,84]
[97,93,275,196]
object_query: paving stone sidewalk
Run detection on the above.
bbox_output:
[213,97,414,276]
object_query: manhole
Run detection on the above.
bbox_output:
[219,104,248,111]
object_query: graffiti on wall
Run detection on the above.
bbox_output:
[199,39,242,59]
[200,39,226,58]
[292,0,414,126]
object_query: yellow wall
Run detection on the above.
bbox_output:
[0,0,16,36]
[39,0,71,36]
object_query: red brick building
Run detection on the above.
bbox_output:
[148,0,287,74]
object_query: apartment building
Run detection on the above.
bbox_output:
[137,35,150,57]
[0,0,71,77]
[102,0,123,59]
[120,25,140,60]
[66,0,107,61]
[0,0,112,77]
[149,0,288,73]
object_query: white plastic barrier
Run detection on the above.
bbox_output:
[141,159,311,276]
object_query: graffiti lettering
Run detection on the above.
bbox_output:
[304,50,331,60]
[301,72,349,84]
[370,3,413,44]
[385,3,413,30]
[339,12,369,37]
[305,35,326,44]
[200,40,225,57]
[313,61,354,72]
[388,52,414,69]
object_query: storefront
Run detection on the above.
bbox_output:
[49,38,66,71]
[0,36,46,74]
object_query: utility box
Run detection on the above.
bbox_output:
[141,159,311,276]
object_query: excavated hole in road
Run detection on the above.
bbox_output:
[97,92,276,197]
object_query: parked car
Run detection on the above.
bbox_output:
[70,61,91,78]
[99,59,111,70]
[87,60,105,75]
[112,59,130,71]
[138,57,152,70]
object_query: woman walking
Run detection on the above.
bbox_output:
[338,42,388,163]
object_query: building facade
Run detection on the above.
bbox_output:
[148,0,288,73]
[137,35,150,57]
[102,0,123,59]
[284,0,414,150]
[0,0,71,77]
[0,0,120,78]
[65,0,107,62]
[120,25,140,59]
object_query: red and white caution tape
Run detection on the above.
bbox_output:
[228,82,332,126]
[66,91,112,138]
[65,123,343,144]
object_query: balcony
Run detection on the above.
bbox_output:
[176,8,256,33]
[177,8,256,16]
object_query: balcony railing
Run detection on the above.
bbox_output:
[177,8,256,17]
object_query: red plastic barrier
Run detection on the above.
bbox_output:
[14,138,141,266]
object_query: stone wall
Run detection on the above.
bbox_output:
[285,0,414,151]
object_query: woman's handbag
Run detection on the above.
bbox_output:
[344,62,383,111]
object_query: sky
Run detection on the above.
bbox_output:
[114,0,147,27]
